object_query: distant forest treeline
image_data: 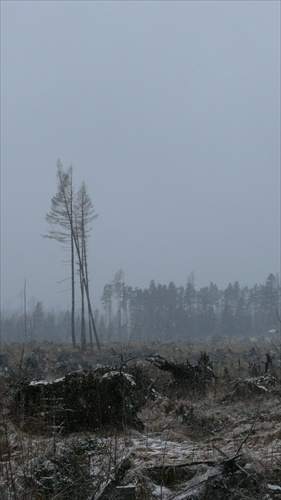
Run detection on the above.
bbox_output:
[1,273,280,345]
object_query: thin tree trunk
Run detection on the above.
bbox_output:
[84,238,94,350]
[24,278,27,343]
[71,235,76,349]
[80,233,86,351]
[74,224,100,350]
[83,274,101,350]
[80,271,86,350]
[88,314,93,350]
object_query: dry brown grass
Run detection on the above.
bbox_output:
[0,340,281,498]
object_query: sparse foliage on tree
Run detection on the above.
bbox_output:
[44,161,100,350]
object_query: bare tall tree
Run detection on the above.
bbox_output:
[74,182,98,350]
[44,161,77,348]
[45,162,101,350]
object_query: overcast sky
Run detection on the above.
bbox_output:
[1,0,280,313]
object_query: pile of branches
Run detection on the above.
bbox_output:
[147,351,216,392]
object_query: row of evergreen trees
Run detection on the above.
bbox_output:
[99,272,280,343]
[1,273,280,345]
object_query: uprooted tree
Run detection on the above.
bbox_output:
[43,161,100,350]
[147,351,216,391]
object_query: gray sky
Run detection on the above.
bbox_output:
[1,0,280,312]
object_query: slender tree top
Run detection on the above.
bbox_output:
[43,161,74,241]
[74,181,98,240]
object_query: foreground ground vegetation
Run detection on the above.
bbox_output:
[0,339,281,498]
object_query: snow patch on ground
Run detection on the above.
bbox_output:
[29,376,65,386]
